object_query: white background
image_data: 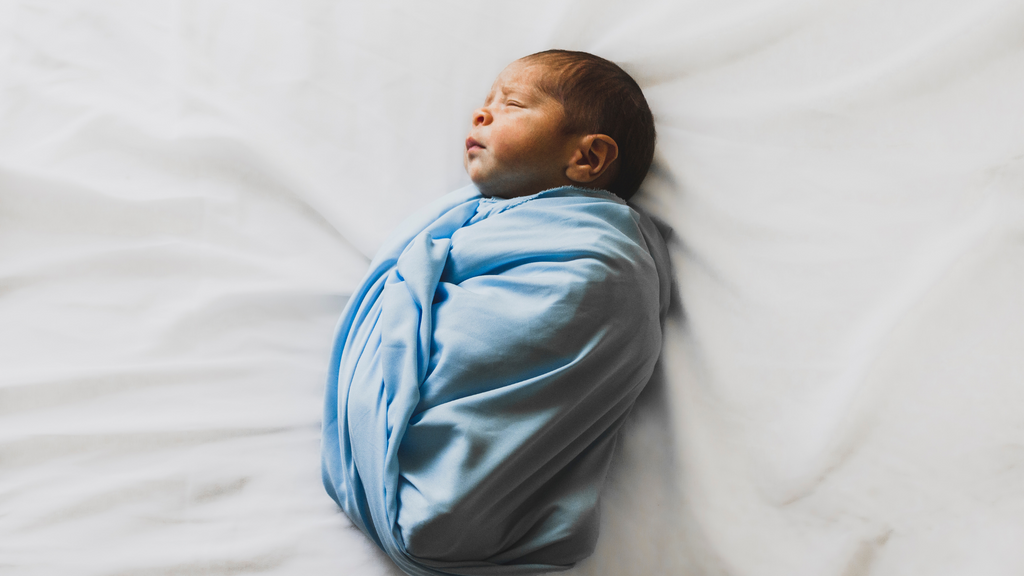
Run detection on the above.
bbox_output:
[2,1,1023,575]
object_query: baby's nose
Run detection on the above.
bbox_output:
[472,108,492,126]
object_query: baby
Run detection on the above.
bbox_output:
[322,50,670,576]
[465,50,655,201]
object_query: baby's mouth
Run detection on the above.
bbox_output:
[466,137,484,152]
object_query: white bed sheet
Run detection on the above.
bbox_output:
[2,1,1022,575]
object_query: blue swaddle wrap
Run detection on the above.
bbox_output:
[322,185,671,575]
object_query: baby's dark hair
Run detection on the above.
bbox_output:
[521,49,655,201]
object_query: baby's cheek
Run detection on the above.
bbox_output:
[490,125,525,156]
[488,139,521,165]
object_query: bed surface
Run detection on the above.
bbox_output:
[2,2,1023,575]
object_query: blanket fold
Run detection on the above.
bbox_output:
[322,185,671,575]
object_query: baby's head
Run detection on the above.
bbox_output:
[465,50,655,201]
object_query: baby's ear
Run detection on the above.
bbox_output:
[565,134,619,184]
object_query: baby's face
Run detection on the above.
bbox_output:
[464,60,577,198]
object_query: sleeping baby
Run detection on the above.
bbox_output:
[321,50,671,576]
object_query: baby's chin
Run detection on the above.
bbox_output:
[467,172,507,199]
[468,166,568,199]
[472,179,525,199]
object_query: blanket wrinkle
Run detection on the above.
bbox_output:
[322,185,671,575]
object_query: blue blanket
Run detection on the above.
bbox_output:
[322,185,671,575]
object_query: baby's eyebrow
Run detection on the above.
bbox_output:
[482,82,534,106]
[500,84,535,102]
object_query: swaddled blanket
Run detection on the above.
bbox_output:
[322,185,671,575]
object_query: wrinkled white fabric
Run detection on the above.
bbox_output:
[1,1,1022,575]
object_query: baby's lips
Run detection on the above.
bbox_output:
[465,137,484,151]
